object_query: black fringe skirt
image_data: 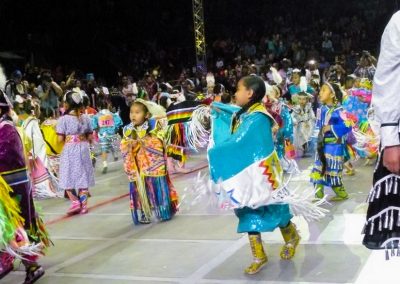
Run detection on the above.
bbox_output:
[363,150,400,259]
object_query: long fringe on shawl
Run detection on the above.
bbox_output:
[179,171,328,222]
[0,176,49,260]
[363,172,400,259]
[311,152,344,187]
[33,171,63,199]
[166,106,210,153]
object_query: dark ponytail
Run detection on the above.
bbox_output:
[330,83,343,104]
[232,75,266,127]
[317,129,327,174]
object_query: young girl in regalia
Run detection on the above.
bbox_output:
[292,92,316,157]
[208,76,301,275]
[121,99,178,224]
[265,83,297,173]
[57,91,95,215]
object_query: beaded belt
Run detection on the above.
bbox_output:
[65,134,87,143]
[0,168,29,186]
[324,137,343,144]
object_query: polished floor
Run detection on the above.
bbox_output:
[4,153,399,284]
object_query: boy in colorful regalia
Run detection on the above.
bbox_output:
[311,82,352,201]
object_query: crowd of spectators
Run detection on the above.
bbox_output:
[1,0,392,125]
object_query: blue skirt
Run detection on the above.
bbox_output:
[234,204,292,233]
[311,143,344,187]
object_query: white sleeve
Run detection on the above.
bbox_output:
[372,12,400,148]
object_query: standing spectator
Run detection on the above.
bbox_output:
[354,51,377,80]
[293,41,306,65]
[121,76,136,97]
[36,71,63,118]
[216,57,224,70]
[244,42,256,59]
[254,54,266,74]
[144,74,158,100]
[5,70,24,103]
[322,37,334,58]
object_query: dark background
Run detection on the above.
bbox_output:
[0,0,397,81]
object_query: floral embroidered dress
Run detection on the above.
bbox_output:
[121,119,178,224]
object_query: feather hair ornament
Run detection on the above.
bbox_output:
[299,76,308,93]
[206,73,215,88]
[132,83,139,95]
[264,81,273,97]
[270,67,283,85]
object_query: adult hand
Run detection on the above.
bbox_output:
[383,145,400,174]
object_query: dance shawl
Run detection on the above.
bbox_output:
[207,102,328,221]
[208,102,283,209]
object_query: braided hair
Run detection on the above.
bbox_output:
[232,75,266,127]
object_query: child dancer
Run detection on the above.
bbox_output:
[57,91,95,214]
[0,90,51,284]
[311,82,352,201]
[341,75,362,174]
[92,96,123,174]
[292,92,315,157]
[208,76,300,275]
[343,78,377,165]
[265,84,297,172]
[121,99,178,224]
[14,99,60,199]
[288,69,314,104]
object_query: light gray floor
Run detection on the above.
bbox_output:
[4,154,391,284]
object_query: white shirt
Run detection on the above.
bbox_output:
[372,11,400,148]
[322,40,333,50]
[22,117,49,168]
